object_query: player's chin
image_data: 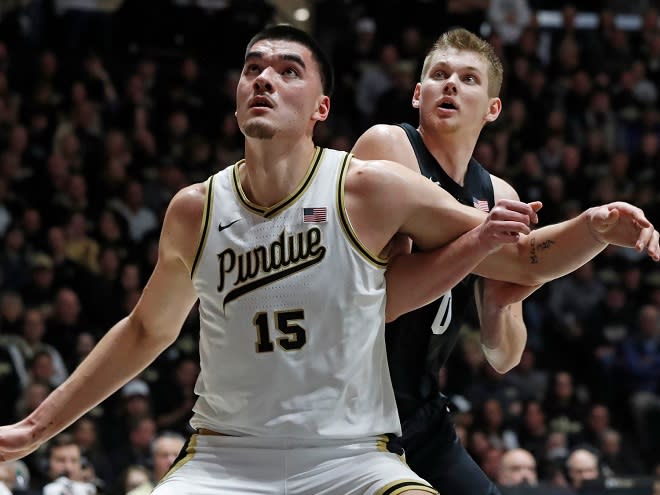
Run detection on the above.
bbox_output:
[244,121,276,140]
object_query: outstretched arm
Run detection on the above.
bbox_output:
[351,125,660,287]
[0,185,205,462]
[474,201,660,285]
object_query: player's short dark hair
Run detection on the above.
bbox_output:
[245,24,334,96]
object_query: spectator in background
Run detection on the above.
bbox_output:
[71,416,113,488]
[565,447,604,492]
[542,371,588,440]
[599,428,645,476]
[546,262,606,369]
[0,226,30,292]
[120,465,150,495]
[63,212,99,275]
[126,432,185,495]
[488,0,532,46]
[0,290,24,335]
[620,304,660,453]
[154,356,198,436]
[44,287,87,370]
[21,253,57,314]
[517,400,549,464]
[104,379,152,453]
[110,180,157,245]
[14,308,68,387]
[40,432,96,495]
[13,381,51,423]
[497,447,538,486]
[107,416,156,483]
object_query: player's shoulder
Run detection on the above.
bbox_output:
[490,174,520,201]
[358,123,408,142]
[167,181,208,221]
[352,124,411,163]
[161,181,209,261]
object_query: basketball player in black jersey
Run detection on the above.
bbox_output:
[352,28,650,494]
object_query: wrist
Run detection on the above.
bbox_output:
[584,208,608,246]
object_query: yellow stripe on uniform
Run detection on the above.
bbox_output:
[374,479,438,495]
[191,176,215,277]
[156,434,198,486]
[336,153,388,268]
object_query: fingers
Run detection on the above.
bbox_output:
[490,199,539,225]
[648,229,660,261]
[641,227,660,260]
[609,202,652,228]
[636,225,654,252]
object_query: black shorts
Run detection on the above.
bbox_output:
[392,396,502,495]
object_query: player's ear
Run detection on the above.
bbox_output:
[412,82,421,109]
[484,97,502,123]
[313,95,330,122]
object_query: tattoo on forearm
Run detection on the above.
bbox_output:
[530,238,556,264]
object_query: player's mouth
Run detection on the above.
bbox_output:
[437,98,458,111]
[249,96,274,109]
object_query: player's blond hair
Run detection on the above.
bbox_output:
[420,28,504,97]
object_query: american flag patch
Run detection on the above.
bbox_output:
[473,198,490,212]
[303,207,327,223]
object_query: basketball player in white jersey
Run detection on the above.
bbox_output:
[0,25,657,495]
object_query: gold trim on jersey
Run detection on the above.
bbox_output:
[337,153,388,268]
[156,434,198,486]
[191,176,215,278]
[231,147,323,218]
[374,480,438,495]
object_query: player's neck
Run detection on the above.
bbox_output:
[419,127,476,185]
[240,138,317,207]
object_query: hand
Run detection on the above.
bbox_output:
[587,202,660,260]
[477,199,542,253]
[0,423,41,462]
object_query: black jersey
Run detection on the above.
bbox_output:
[386,123,495,421]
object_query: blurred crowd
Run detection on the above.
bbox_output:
[2,0,660,494]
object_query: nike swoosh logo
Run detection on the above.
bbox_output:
[218,219,241,232]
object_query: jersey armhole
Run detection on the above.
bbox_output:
[191,175,215,278]
[336,154,388,268]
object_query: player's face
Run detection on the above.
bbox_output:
[235,39,329,140]
[414,48,501,134]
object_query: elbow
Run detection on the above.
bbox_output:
[126,313,176,349]
[484,346,522,374]
[491,356,521,374]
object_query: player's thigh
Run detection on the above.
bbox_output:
[154,435,284,495]
[290,441,437,495]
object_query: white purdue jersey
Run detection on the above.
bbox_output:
[189,147,400,440]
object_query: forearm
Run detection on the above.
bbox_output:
[474,279,534,373]
[22,316,176,443]
[480,303,527,373]
[385,226,492,322]
[475,210,606,285]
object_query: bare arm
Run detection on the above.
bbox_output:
[384,198,541,322]
[0,185,205,461]
[352,125,660,288]
[476,177,538,373]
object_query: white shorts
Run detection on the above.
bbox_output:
[153,434,437,495]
